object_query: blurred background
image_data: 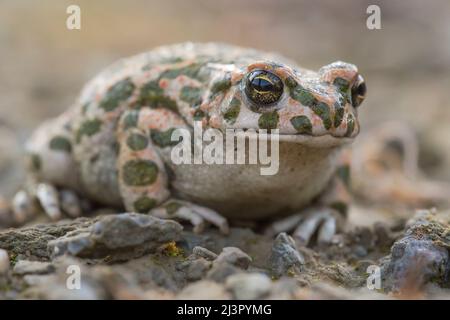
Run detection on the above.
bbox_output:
[0,0,449,198]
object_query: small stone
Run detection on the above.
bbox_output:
[380,210,450,292]
[269,233,305,278]
[225,273,272,300]
[192,246,218,261]
[13,260,55,275]
[0,249,10,274]
[266,277,301,300]
[23,274,56,286]
[178,257,212,282]
[353,245,368,258]
[207,262,241,283]
[215,247,252,269]
[0,217,96,259]
[48,213,182,260]
[177,280,231,300]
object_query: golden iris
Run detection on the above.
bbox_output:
[245,70,283,106]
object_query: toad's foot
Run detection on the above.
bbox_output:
[266,207,344,246]
[149,199,229,235]
[12,182,84,223]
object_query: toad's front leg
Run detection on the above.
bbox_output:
[12,113,87,223]
[266,150,351,246]
[117,108,229,234]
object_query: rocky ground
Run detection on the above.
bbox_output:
[0,204,449,299]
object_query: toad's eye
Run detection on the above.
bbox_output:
[245,70,283,105]
[351,75,366,108]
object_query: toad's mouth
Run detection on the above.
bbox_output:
[277,133,354,148]
[233,129,355,148]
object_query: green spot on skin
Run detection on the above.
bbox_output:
[338,95,346,106]
[159,63,203,81]
[122,159,159,186]
[290,85,317,106]
[311,102,332,130]
[285,76,298,89]
[137,80,162,103]
[334,102,345,128]
[133,196,157,213]
[333,77,350,92]
[180,86,203,106]
[223,98,241,124]
[163,57,184,64]
[334,78,351,105]
[210,75,231,96]
[49,136,72,153]
[126,133,149,151]
[99,78,135,112]
[137,80,178,112]
[141,80,162,95]
[193,109,205,120]
[290,116,312,135]
[123,111,140,130]
[150,128,179,148]
[345,114,355,137]
[258,111,279,130]
[76,119,102,143]
[29,153,41,172]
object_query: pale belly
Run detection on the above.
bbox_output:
[170,141,343,220]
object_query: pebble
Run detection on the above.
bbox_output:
[381,210,450,292]
[266,277,300,300]
[178,257,212,281]
[269,233,304,277]
[353,245,368,258]
[192,246,218,261]
[48,213,183,259]
[23,274,56,286]
[177,280,231,300]
[13,260,55,275]
[207,262,241,283]
[225,273,272,300]
[215,247,252,269]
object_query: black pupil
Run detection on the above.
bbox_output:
[252,77,274,92]
[356,81,366,97]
